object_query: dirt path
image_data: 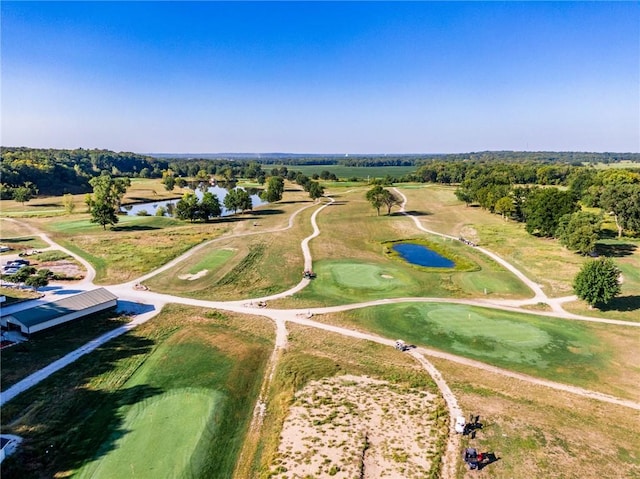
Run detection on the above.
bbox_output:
[3,193,640,478]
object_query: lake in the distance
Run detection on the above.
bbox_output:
[392,243,455,268]
[122,185,267,217]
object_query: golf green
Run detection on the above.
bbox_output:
[352,303,603,382]
[76,388,223,479]
[330,263,403,290]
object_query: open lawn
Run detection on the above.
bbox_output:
[270,164,417,179]
[273,188,530,308]
[0,305,274,479]
[145,195,316,300]
[312,303,639,400]
[431,357,640,479]
[397,185,580,294]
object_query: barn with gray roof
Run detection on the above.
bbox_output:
[1,288,117,335]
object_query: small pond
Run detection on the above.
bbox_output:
[122,185,267,217]
[392,243,455,268]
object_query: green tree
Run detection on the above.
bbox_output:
[366,185,385,216]
[87,174,130,229]
[454,187,473,206]
[12,182,37,205]
[25,270,51,291]
[308,181,325,201]
[261,176,285,203]
[175,192,200,222]
[162,169,176,191]
[199,192,221,221]
[63,193,76,214]
[494,196,515,220]
[523,188,579,237]
[573,258,621,307]
[381,189,401,215]
[235,189,253,212]
[556,212,601,255]
[599,183,640,238]
[224,189,241,214]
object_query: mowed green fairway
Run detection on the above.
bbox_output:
[292,256,530,306]
[76,389,222,479]
[325,303,637,398]
[0,306,273,479]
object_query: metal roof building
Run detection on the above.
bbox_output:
[1,288,117,335]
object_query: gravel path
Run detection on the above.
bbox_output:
[3,193,639,478]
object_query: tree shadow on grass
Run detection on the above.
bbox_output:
[599,295,640,312]
[395,210,432,216]
[110,225,161,232]
[595,242,637,257]
[1,333,163,479]
[250,209,284,216]
[1,238,37,244]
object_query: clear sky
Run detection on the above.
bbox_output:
[2,1,638,154]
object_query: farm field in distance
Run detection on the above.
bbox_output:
[1,168,639,479]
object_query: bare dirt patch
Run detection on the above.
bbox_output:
[41,260,85,279]
[271,375,440,478]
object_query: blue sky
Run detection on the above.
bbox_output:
[2,1,638,153]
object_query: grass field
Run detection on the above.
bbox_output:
[145,195,316,300]
[0,305,274,479]
[312,303,639,400]
[76,389,222,479]
[432,357,640,479]
[270,164,417,179]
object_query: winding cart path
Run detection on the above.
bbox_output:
[2,192,639,478]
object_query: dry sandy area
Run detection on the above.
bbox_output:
[178,269,208,280]
[271,375,442,479]
[41,259,84,279]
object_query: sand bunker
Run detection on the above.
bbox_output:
[178,270,208,281]
[271,375,442,479]
[380,274,394,279]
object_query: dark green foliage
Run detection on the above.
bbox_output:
[599,183,640,238]
[366,185,386,216]
[556,212,602,255]
[12,182,38,204]
[260,176,284,203]
[573,257,622,307]
[175,192,200,222]
[86,174,130,229]
[523,188,579,237]
[199,191,222,220]
[223,188,252,214]
[308,181,325,200]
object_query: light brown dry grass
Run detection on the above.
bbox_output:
[429,357,640,479]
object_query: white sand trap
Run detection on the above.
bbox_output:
[178,270,208,281]
[271,375,442,479]
[380,274,394,279]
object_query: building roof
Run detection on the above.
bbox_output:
[7,288,117,329]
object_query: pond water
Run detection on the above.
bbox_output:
[122,185,267,217]
[392,243,455,268]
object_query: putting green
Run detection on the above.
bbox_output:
[354,303,603,381]
[188,248,235,275]
[330,263,403,290]
[76,388,223,479]
[423,305,551,364]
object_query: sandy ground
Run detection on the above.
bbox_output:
[270,375,442,479]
